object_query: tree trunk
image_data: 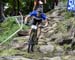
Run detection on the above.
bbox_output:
[0,1,5,22]
[12,0,21,15]
[11,0,17,16]
[17,0,20,15]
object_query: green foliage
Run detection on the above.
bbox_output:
[57,21,67,33]
[0,17,19,42]
[0,17,30,44]
[4,0,55,15]
[61,0,67,2]
[65,11,74,19]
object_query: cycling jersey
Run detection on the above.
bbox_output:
[29,10,47,20]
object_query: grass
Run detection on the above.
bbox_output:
[56,9,75,33]
[0,17,19,42]
[0,48,19,56]
[0,17,30,44]
[0,47,45,59]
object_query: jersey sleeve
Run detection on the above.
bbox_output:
[29,10,37,17]
[41,13,47,20]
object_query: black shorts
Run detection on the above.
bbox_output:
[32,19,42,25]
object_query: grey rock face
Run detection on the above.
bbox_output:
[40,56,62,60]
[0,56,34,60]
[39,44,54,54]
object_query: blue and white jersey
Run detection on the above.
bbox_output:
[67,0,75,11]
[29,10,47,20]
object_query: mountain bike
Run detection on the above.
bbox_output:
[27,24,38,53]
[27,23,46,53]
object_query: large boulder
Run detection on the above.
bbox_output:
[55,46,64,56]
[39,44,55,54]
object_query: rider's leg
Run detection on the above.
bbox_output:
[31,44,34,52]
[28,44,30,53]
[36,26,41,45]
[37,26,41,38]
[37,24,41,40]
[36,20,42,44]
[37,19,42,38]
[29,28,32,36]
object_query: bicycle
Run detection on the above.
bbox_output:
[24,11,48,53]
[27,23,38,53]
[27,23,46,53]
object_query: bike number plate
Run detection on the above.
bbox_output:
[31,25,37,29]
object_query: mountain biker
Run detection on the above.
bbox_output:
[33,0,47,13]
[25,10,48,45]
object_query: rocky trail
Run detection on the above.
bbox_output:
[0,2,75,60]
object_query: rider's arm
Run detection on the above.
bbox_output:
[44,19,48,26]
[33,0,37,10]
[25,11,37,24]
[25,15,30,24]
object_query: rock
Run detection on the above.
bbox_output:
[40,56,62,60]
[68,50,75,55]
[39,34,45,39]
[63,55,71,60]
[38,41,47,45]
[58,38,72,45]
[57,2,66,9]
[0,56,33,60]
[71,38,75,49]
[0,45,7,51]
[41,26,52,33]
[54,33,73,45]
[55,46,64,52]
[68,57,75,60]
[10,41,28,49]
[10,36,29,49]
[17,30,29,36]
[50,10,60,17]
[39,57,51,60]
[63,55,75,60]
[39,44,54,54]
[45,30,55,38]
[0,57,4,60]
[12,36,29,41]
[53,16,64,21]
[50,56,62,60]
[50,33,63,42]
[47,42,54,45]
[55,46,64,56]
